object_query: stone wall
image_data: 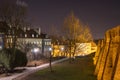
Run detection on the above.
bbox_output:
[94,25,120,80]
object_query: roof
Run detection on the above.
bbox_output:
[0,21,49,39]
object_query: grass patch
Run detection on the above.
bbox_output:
[24,53,97,80]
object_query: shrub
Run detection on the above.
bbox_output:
[12,49,28,68]
[0,48,28,72]
[0,49,11,71]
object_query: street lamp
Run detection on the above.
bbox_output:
[49,47,52,52]
[31,48,40,60]
[33,48,40,53]
[31,47,40,66]
[61,47,64,51]
[49,47,53,72]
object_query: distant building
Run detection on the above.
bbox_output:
[0,21,51,60]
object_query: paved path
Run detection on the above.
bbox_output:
[0,58,68,80]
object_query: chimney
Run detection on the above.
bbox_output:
[38,27,41,35]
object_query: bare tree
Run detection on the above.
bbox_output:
[0,1,28,72]
[77,25,93,42]
[0,1,27,48]
[62,12,93,62]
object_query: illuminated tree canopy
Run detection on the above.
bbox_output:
[62,12,93,59]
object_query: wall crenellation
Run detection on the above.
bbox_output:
[94,25,120,80]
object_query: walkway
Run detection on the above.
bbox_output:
[0,58,68,80]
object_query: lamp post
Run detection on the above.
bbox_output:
[61,47,64,56]
[49,47,53,72]
[33,48,39,60]
[31,48,40,66]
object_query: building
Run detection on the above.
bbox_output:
[0,21,51,60]
[76,43,91,56]
[76,42,97,56]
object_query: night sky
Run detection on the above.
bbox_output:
[0,0,120,39]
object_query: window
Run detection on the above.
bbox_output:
[25,34,27,37]
[34,41,36,44]
[45,42,47,45]
[11,38,12,43]
[7,39,9,43]
[32,34,34,37]
[39,41,41,44]
[36,41,39,44]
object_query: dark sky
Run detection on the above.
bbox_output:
[1,0,120,39]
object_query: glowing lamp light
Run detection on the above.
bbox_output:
[49,47,52,51]
[33,48,39,53]
[0,46,2,50]
[61,47,64,51]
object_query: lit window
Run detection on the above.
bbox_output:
[25,34,27,37]
[45,42,47,45]
[48,42,50,45]
[37,42,39,44]
[47,42,50,45]
[45,42,51,45]
[32,34,34,37]
[39,41,41,44]
[0,46,2,50]
[7,39,9,43]
[11,38,12,43]
[34,41,36,44]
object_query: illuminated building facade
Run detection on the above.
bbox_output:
[0,21,51,60]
